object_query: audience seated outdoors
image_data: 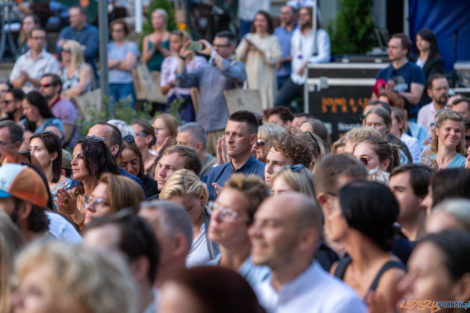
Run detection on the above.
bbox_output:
[1,4,470,313]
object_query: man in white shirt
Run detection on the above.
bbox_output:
[417,73,449,137]
[274,6,330,109]
[249,193,366,313]
[10,28,59,93]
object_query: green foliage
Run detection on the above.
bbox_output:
[77,96,182,138]
[328,0,376,55]
[139,0,176,51]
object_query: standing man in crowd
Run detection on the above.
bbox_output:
[10,28,59,93]
[374,33,425,118]
[176,122,217,180]
[250,193,367,313]
[39,74,79,147]
[266,106,294,129]
[417,73,449,137]
[274,6,330,109]
[176,31,246,156]
[56,6,98,74]
[274,4,297,90]
[204,111,265,201]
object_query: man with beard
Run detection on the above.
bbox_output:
[1,89,24,123]
[417,73,449,137]
[39,74,79,146]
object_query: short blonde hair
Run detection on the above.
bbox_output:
[271,165,316,199]
[160,169,208,207]
[344,126,384,147]
[14,241,137,313]
[431,110,465,154]
[99,173,145,212]
[0,212,24,313]
[64,40,85,69]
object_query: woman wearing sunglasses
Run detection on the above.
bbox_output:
[207,174,270,288]
[83,173,145,226]
[59,40,94,100]
[270,164,315,198]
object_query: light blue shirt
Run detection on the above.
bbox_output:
[256,262,367,313]
[208,255,270,289]
[430,153,466,168]
[107,41,139,84]
[46,211,82,243]
[274,25,297,77]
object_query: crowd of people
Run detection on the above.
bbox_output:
[1,1,470,313]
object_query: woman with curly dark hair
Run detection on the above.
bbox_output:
[56,136,119,228]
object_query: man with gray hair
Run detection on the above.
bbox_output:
[176,122,216,179]
[138,200,193,287]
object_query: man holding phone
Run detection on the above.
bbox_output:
[176,31,247,156]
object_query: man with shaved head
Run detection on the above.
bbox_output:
[249,193,366,313]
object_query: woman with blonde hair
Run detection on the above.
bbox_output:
[12,240,137,313]
[0,211,24,313]
[16,14,40,58]
[152,113,178,157]
[160,169,218,267]
[83,173,145,226]
[421,110,466,169]
[270,164,316,198]
[59,39,94,99]
[142,8,171,72]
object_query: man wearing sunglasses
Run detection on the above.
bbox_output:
[10,28,59,93]
[39,74,79,147]
[1,89,24,123]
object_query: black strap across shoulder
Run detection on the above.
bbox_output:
[333,254,352,280]
[368,260,407,292]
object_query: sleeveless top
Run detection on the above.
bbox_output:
[60,64,92,92]
[333,254,407,298]
[147,39,170,72]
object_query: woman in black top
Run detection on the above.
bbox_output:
[415,28,445,106]
[328,180,406,312]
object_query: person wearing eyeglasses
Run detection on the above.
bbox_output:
[10,28,59,93]
[56,137,120,227]
[176,31,247,156]
[83,173,145,226]
[1,89,25,123]
[131,120,159,176]
[108,19,139,108]
[207,174,270,288]
[39,74,79,147]
[59,39,94,100]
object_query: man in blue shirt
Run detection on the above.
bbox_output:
[56,6,98,75]
[274,5,297,90]
[373,33,425,118]
[204,111,265,201]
